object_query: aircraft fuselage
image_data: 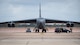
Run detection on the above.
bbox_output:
[36,18,45,29]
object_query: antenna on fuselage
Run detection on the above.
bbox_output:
[39,3,41,18]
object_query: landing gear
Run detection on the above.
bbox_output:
[42,29,46,33]
[34,28,47,33]
[35,29,39,33]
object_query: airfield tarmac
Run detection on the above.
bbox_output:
[0,27,80,45]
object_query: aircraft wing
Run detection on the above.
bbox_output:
[0,18,36,24]
[45,18,80,24]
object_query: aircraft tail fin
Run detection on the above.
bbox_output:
[39,3,41,18]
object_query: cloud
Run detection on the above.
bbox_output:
[0,0,39,22]
[42,0,80,22]
[0,0,80,22]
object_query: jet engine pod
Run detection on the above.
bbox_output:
[66,23,74,27]
[66,23,70,27]
[8,23,15,27]
[70,24,74,27]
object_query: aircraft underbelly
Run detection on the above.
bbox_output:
[38,23,45,29]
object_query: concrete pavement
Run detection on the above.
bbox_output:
[0,27,80,45]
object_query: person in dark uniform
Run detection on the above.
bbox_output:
[70,28,72,33]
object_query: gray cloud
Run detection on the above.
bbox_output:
[0,0,80,22]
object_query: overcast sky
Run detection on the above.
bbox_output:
[0,0,80,22]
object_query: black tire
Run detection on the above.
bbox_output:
[66,31,69,33]
[42,30,44,33]
[42,30,46,33]
[37,30,39,32]
[35,30,39,33]
[44,30,46,32]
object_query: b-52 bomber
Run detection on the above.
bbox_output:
[0,4,80,33]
